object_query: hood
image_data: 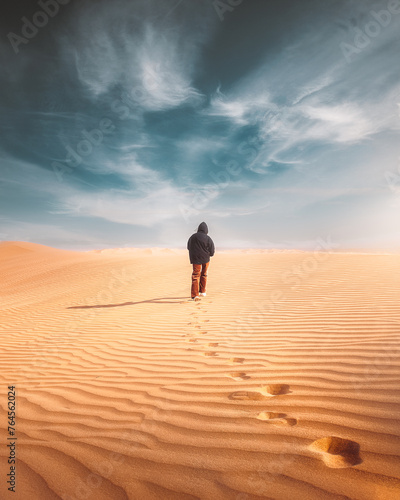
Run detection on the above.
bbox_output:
[197,222,208,234]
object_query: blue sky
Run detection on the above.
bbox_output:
[1,0,400,250]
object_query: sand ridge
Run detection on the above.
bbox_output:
[1,242,400,499]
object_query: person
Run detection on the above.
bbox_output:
[187,222,215,300]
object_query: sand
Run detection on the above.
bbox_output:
[1,241,400,499]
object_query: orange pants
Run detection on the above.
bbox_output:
[191,262,209,298]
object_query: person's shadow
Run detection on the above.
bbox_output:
[66,297,188,309]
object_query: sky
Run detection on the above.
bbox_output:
[1,0,400,250]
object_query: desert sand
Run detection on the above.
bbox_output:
[1,241,400,499]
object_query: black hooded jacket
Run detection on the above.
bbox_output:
[187,222,215,264]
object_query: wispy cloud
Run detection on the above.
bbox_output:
[62,0,214,112]
[1,0,400,250]
[51,184,191,226]
[206,87,258,125]
[204,21,400,175]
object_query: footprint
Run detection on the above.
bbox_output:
[228,357,245,364]
[261,384,290,396]
[282,418,297,426]
[207,342,219,347]
[309,436,361,468]
[227,372,249,381]
[229,391,266,401]
[257,412,297,426]
[257,411,285,420]
[203,351,218,357]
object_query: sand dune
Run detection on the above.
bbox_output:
[1,242,400,499]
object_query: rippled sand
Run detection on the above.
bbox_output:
[1,241,400,499]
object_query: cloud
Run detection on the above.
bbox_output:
[61,0,214,111]
[274,101,378,145]
[203,24,400,176]
[51,183,191,227]
[0,154,190,228]
[132,24,205,111]
[206,87,255,125]
[2,0,400,250]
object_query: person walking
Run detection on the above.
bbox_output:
[187,222,215,301]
